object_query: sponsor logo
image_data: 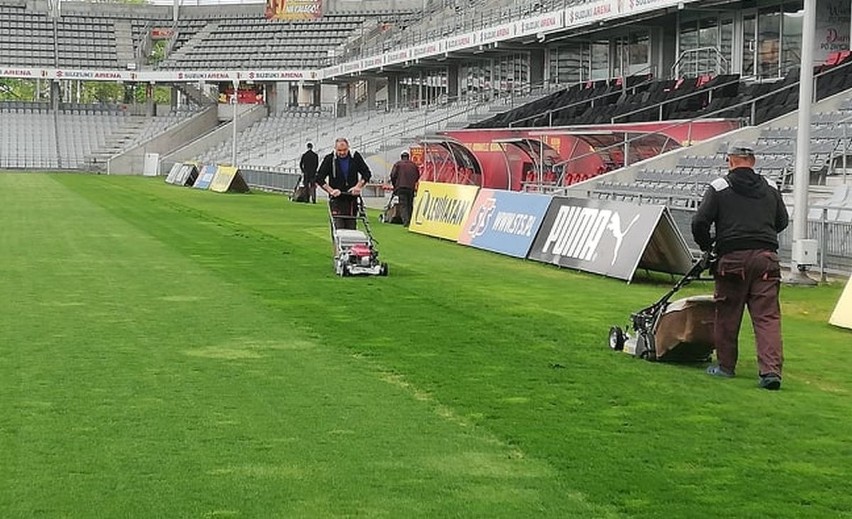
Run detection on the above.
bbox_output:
[479,26,512,42]
[1,69,34,76]
[491,211,538,237]
[467,197,497,238]
[285,2,319,13]
[414,189,471,226]
[542,206,640,265]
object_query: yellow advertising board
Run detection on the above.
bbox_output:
[829,274,852,330]
[210,166,250,193]
[409,181,480,241]
[265,0,322,20]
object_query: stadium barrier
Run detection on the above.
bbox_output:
[527,197,693,282]
[458,189,552,259]
[240,169,301,193]
[409,181,480,241]
[831,275,852,330]
[411,182,693,282]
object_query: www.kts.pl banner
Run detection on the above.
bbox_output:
[458,189,552,258]
[410,181,480,241]
[265,0,322,20]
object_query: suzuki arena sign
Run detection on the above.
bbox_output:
[528,197,691,281]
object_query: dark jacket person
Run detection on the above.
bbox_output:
[692,140,789,390]
[299,143,319,203]
[389,151,421,226]
[316,138,372,230]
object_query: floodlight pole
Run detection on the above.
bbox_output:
[231,79,239,167]
[790,2,817,283]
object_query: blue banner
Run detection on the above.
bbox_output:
[194,165,218,190]
[458,189,552,258]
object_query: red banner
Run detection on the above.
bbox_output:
[265,0,322,20]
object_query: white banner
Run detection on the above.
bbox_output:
[478,22,516,46]
[515,11,564,38]
[443,32,476,52]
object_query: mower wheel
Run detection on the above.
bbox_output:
[608,326,625,351]
[341,264,350,277]
[380,262,389,276]
[378,214,385,223]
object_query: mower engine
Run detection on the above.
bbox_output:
[348,243,375,267]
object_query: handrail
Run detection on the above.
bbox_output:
[507,74,659,129]
[610,75,743,124]
[671,46,730,78]
[546,60,852,192]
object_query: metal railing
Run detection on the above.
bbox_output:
[610,75,743,125]
[506,74,662,128]
[671,46,730,78]
[336,0,576,66]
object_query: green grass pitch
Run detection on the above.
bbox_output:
[1,173,851,517]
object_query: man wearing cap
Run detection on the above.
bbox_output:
[691,140,789,390]
[389,151,421,227]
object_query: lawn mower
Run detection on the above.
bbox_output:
[328,194,388,277]
[377,194,403,224]
[608,252,715,362]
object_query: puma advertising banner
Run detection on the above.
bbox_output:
[528,197,692,281]
[410,181,480,241]
[458,189,552,258]
[829,274,852,330]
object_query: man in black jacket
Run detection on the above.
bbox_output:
[389,151,421,226]
[692,140,789,390]
[316,137,372,230]
[299,142,319,203]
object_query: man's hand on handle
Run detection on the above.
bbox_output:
[349,186,362,196]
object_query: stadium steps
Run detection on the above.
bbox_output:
[85,117,150,167]
[113,20,136,68]
[175,83,217,106]
[163,22,219,67]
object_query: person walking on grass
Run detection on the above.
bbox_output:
[389,151,421,227]
[692,140,789,390]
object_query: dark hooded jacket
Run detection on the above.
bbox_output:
[691,167,789,255]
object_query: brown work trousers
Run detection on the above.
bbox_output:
[714,249,784,376]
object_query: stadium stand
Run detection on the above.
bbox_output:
[0,103,202,169]
[196,99,486,174]
[587,95,852,210]
[0,0,56,67]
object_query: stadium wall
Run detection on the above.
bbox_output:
[162,104,268,170]
[107,105,220,175]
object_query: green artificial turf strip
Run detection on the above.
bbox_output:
[2,173,851,517]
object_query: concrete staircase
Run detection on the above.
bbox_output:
[85,116,150,169]
[162,23,219,66]
[113,20,136,68]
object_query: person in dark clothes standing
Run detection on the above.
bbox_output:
[299,142,319,203]
[389,151,421,227]
[316,137,372,230]
[692,140,789,390]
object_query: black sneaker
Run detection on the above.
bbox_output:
[759,374,782,390]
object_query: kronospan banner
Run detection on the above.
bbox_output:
[458,189,552,258]
[410,181,480,241]
[528,197,691,281]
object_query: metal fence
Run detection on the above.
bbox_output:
[240,168,301,194]
[670,206,852,277]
